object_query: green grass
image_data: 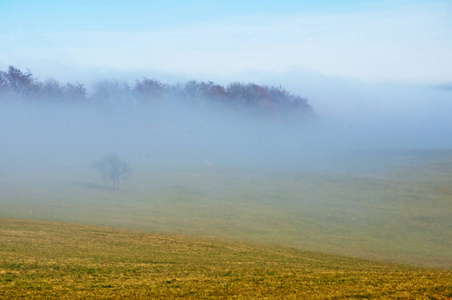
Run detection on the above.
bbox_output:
[1,218,451,299]
[0,149,451,270]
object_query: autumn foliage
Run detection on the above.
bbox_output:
[0,66,312,113]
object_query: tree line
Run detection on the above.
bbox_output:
[0,65,312,113]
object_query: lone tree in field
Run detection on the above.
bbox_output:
[91,155,131,190]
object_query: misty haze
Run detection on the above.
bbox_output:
[1,1,451,298]
[1,65,451,266]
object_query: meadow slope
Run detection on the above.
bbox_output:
[1,218,451,299]
[1,150,451,269]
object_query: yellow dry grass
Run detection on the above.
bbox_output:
[1,218,451,299]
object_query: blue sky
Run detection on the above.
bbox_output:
[1,1,400,32]
[0,0,451,84]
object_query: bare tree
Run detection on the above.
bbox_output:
[91,155,131,190]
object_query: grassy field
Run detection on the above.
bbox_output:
[1,218,451,299]
[1,149,451,270]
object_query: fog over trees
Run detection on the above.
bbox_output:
[91,155,131,190]
[0,65,320,185]
[2,64,451,177]
[0,66,312,114]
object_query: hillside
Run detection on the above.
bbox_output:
[1,150,451,271]
[0,218,451,299]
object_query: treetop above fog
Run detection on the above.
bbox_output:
[0,66,312,113]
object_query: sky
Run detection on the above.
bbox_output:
[1,0,451,84]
